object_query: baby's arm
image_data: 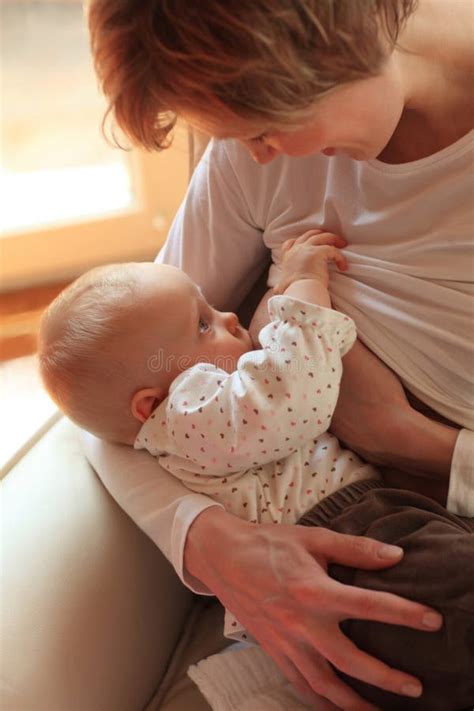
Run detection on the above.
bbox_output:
[249,230,347,343]
[165,307,354,476]
[163,235,353,475]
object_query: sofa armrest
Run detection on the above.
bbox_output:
[1,416,194,711]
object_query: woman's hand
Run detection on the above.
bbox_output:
[331,339,458,480]
[185,507,443,711]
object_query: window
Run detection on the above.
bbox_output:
[1,0,188,290]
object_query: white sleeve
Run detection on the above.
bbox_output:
[81,427,223,596]
[157,140,270,312]
[80,140,270,594]
[163,296,356,474]
[447,428,474,517]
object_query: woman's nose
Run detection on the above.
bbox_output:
[244,141,278,164]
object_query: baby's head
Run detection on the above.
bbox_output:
[38,262,252,444]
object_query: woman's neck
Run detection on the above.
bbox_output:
[378,0,473,163]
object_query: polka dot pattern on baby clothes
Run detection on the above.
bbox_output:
[135,296,359,526]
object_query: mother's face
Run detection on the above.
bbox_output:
[190,58,406,164]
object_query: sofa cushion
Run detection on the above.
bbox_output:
[148,599,232,711]
[2,417,195,711]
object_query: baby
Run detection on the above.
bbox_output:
[38,230,474,710]
[40,229,382,634]
[39,230,379,518]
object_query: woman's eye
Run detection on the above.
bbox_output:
[251,132,268,144]
[198,318,209,333]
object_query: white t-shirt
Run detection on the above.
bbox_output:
[162,133,474,430]
[82,134,474,592]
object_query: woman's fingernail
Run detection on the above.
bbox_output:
[422,612,443,630]
[378,544,403,559]
[401,683,422,698]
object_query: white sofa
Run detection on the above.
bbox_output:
[1,130,237,711]
[1,415,232,710]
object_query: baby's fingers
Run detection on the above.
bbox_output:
[294,229,325,244]
[281,237,296,252]
[326,246,348,271]
[305,233,347,250]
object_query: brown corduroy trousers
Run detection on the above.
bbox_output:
[298,480,474,711]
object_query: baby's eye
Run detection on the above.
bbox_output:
[198,318,209,333]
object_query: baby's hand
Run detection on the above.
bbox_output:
[274,229,348,294]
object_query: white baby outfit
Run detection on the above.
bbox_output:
[135,295,380,638]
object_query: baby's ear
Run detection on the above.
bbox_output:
[131,387,164,423]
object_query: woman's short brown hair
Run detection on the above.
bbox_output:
[88,0,417,150]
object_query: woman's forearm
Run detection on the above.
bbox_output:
[248,288,273,346]
[330,339,460,484]
[381,468,449,505]
[384,407,458,480]
[184,506,250,589]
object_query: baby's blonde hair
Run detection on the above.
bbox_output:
[88,0,417,150]
[38,263,146,444]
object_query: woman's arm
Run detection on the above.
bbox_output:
[81,431,223,592]
[250,295,459,489]
[330,339,459,481]
[249,288,273,345]
[184,506,443,711]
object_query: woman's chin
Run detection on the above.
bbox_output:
[322,147,370,160]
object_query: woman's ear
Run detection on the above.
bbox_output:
[131,387,164,423]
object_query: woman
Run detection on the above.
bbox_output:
[85,1,473,709]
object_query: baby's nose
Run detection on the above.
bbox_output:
[223,312,239,333]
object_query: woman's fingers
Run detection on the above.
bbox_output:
[266,648,343,711]
[322,629,423,699]
[303,528,443,630]
[290,646,381,711]
[327,578,442,631]
[306,527,408,569]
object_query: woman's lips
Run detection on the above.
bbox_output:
[322,147,336,156]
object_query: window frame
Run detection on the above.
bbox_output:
[0,126,189,291]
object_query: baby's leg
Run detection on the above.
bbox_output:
[298,481,474,711]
